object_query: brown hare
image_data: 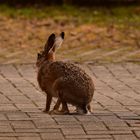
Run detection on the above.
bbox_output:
[36,32,94,115]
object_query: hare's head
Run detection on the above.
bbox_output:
[36,32,65,67]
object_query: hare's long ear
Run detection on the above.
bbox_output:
[44,33,55,54]
[52,32,65,52]
[60,32,65,39]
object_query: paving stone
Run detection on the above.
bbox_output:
[108,126,140,131]
[0,120,10,126]
[75,115,100,122]
[6,112,29,120]
[0,125,14,132]
[41,132,64,140]
[33,119,57,129]
[114,111,138,118]
[0,138,17,140]
[113,134,138,140]
[0,133,39,137]
[15,128,60,133]
[53,116,77,122]
[0,65,21,78]
[126,120,140,127]
[105,106,129,112]
[54,120,80,125]
[66,139,88,140]
[18,137,41,140]
[16,65,36,82]
[0,94,11,103]
[0,85,22,95]
[14,104,40,113]
[8,95,31,104]
[0,114,7,120]
[65,134,112,139]
[15,103,37,110]
[0,63,140,140]
[61,127,86,135]
[11,121,35,129]
[124,63,140,79]
[27,112,50,118]
[19,87,45,102]
[56,124,82,129]
[0,104,18,112]
[134,131,140,138]
[104,121,128,127]
[86,130,132,135]
[83,122,107,131]
[90,139,113,140]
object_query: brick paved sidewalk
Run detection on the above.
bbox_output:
[0,63,140,140]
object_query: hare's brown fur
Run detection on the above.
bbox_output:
[38,61,94,105]
[36,32,94,114]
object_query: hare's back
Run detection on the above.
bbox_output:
[49,61,90,81]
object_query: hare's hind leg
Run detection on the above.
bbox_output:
[49,99,69,115]
[50,91,69,115]
[49,98,61,114]
[59,91,69,114]
[60,100,69,114]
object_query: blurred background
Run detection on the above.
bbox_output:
[0,0,140,64]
